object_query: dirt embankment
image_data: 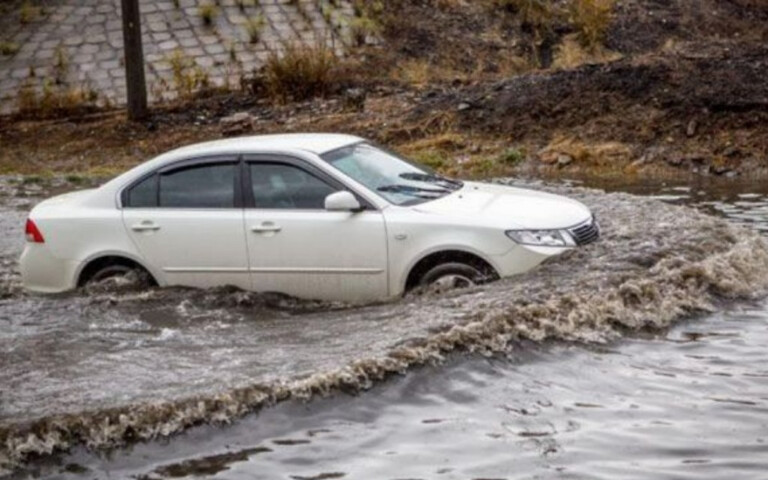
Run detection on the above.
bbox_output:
[1,0,767,179]
[412,41,768,176]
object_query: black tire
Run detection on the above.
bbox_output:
[86,263,151,288]
[418,262,486,290]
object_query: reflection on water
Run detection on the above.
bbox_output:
[2,175,768,479]
[564,175,768,233]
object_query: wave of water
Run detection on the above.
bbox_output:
[92,301,768,480]
[2,182,768,473]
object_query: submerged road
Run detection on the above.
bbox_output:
[1,176,768,479]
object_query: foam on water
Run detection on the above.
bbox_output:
[1,181,768,473]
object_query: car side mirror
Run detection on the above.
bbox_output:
[325,191,363,212]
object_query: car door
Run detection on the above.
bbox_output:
[121,156,250,290]
[243,156,389,302]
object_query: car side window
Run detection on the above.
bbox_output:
[250,163,337,209]
[126,174,158,208]
[159,163,236,208]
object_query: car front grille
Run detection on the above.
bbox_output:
[569,217,600,246]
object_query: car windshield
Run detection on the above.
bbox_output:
[320,143,463,206]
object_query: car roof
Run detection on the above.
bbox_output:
[91,133,376,210]
[165,133,363,158]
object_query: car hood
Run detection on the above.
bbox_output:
[412,181,592,229]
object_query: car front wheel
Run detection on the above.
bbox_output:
[418,262,487,292]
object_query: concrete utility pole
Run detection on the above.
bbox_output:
[121,0,148,121]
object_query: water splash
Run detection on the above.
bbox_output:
[2,184,768,473]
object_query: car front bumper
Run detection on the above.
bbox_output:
[490,244,571,279]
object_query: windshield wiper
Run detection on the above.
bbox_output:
[377,184,452,199]
[398,172,464,190]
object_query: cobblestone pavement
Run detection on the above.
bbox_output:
[0,0,353,114]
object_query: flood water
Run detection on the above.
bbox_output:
[2,175,768,479]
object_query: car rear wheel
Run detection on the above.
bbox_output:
[418,262,486,292]
[84,262,153,289]
[89,264,135,283]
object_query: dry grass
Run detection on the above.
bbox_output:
[396,133,528,178]
[53,46,69,84]
[19,0,42,24]
[198,3,219,27]
[398,134,633,179]
[166,49,211,98]
[0,109,214,175]
[263,43,340,103]
[390,52,530,88]
[397,133,464,170]
[489,51,532,77]
[399,133,468,153]
[495,0,615,43]
[406,151,525,179]
[496,0,558,29]
[349,14,380,46]
[0,41,19,56]
[538,135,631,167]
[16,79,38,113]
[568,0,616,49]
[14,44,102,118]
[351,0,384,18]
[491,0,616,64]
[398,133,466,172]
[553,34,621,69]
[16,78,101,118]
[378,110,459,144]
[244,15,266,43]
[390,59,433,88]
[432,0,464,8]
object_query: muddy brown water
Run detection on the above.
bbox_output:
[1,175,768,479]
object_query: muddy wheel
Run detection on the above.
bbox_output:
[88,264,136,283]
[85,263,152,288]
[79,256,158,289]
[419,262,485,291]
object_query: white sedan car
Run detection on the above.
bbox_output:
[21,134,599,302]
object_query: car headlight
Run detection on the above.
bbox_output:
[505,229,573,247]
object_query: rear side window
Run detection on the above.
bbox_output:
[126,174,157,208]
[159,163,236,208]
[250,163,337,209]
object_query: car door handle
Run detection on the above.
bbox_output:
[251,223,282,233]
[131,221,161,232]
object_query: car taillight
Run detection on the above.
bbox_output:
[25,219,44,243]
